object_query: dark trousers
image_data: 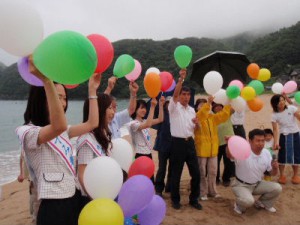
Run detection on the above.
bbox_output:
[135,153,155,183]
[170,137,200,204]
[217,144,235,183]
[37,189,81,225]
[233,125,246,139]
[155,150,171,193]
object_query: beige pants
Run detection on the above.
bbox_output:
[232,179,282,211]
[198,157,218,197]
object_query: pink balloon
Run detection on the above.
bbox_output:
[125,59,142,82]
[17,56,43,86]
[159,71,173,92]
[283,81,297,94]
[228,135,251,160]
[166,79,176,92]
[229,80,244,90]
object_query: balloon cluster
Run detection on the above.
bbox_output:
[79,139,166,225]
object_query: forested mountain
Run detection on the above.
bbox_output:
[1,21,300,100]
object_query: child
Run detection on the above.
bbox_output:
[264,129,275,181]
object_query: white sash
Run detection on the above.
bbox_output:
[141,127,152,151]
[16,125,76,176]
[77,132,106,157]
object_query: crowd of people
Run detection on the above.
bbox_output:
[16,60,300,225]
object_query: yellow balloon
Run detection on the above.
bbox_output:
[257,68,271,81]
[241,86,256,101]
[78,198,124,225]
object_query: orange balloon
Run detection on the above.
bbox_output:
[247,97,264,112]
[247,63,260,79]
[144,72,161,98]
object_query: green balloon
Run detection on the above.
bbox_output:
[174,45,193,69]
[248,80,264,95]
[294,92,300,104]
[113,54,135,78]
[226,85,240,99]
[33,30,97,85]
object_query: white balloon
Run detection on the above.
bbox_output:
[230,96,246,112]
[203,71,223,95]
[0,0,44,56]
[110,138,133,172]
[146,67,160,75]
[83,156,123,200]
[271,82,283,94]
[214,89,230,105]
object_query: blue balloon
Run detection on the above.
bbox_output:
[124,217,135,225]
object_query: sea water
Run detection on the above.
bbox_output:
[0,99,129,185]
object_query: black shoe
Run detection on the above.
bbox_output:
[223,181,230,187]
[172,202,181,210]
[156,191,163,197]
[165,186,171,193]
[189,201,203,210]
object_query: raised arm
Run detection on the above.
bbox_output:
[128,81,139,116]
[68,73,101,138]
[137,98,157,130]
[172,69,186,103]
[104,76,117,95]
[152,96,165,125]
[28,56,67,144]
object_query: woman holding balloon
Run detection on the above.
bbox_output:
[15,57,101,225]
[271,94,300,184]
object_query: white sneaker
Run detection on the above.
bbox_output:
[234,202,243,214]
[200,195,208,201]
[265,207,276,213]
[255,200,276,213]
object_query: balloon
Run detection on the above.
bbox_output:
[226,85,240,99]
[283,81,297,94]
[146,67,160,75]
[241,86,256,101]
[33,31,97,85]
[118,175,155,217]
[78,198,124,225]
[230,96,247,113]
[214,89,230,105]
[144,72,162,98]
[247,97,264,112]
[294,91,300,104]
[0,0,43,56]
[174,45,193,69]
[229,80,244,90]
[257,68,271,81]
[110,138,134,172]
[271,82,283,94]
[65,84,79,89]
[138,195,166,225]
[166,79,176,92]
[83,156,123,200]
[125,59,142,82]
[87,34,114,73]
[113,54,135,78]
[203,71,223,95]
[247,63,260,79]
[17,57,43,86]
[159,71,173,92]
[128,156,155,178]
[248,80,264,95]
[228,135,251,160]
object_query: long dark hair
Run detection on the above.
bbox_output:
[24,84,68,126]
[131,99,147,120]
[270,94,287,112]
[83,93,112,154]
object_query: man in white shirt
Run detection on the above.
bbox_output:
[168,69,201,210]
[227,129,282,214]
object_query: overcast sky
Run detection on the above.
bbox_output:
[1,0,300,65]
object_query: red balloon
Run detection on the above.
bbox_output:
[128,156,155,178]
[87,34,114,73]
[159,71,173,92]
[65,84,79,89]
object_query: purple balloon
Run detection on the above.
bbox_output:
[17,56,43,86]
[138,195,166,225]
[117,175,154,217]
[166,79,176,92]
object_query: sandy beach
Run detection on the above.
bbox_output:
[1,94,300,225]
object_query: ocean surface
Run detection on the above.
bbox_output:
[0,99,129,186]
